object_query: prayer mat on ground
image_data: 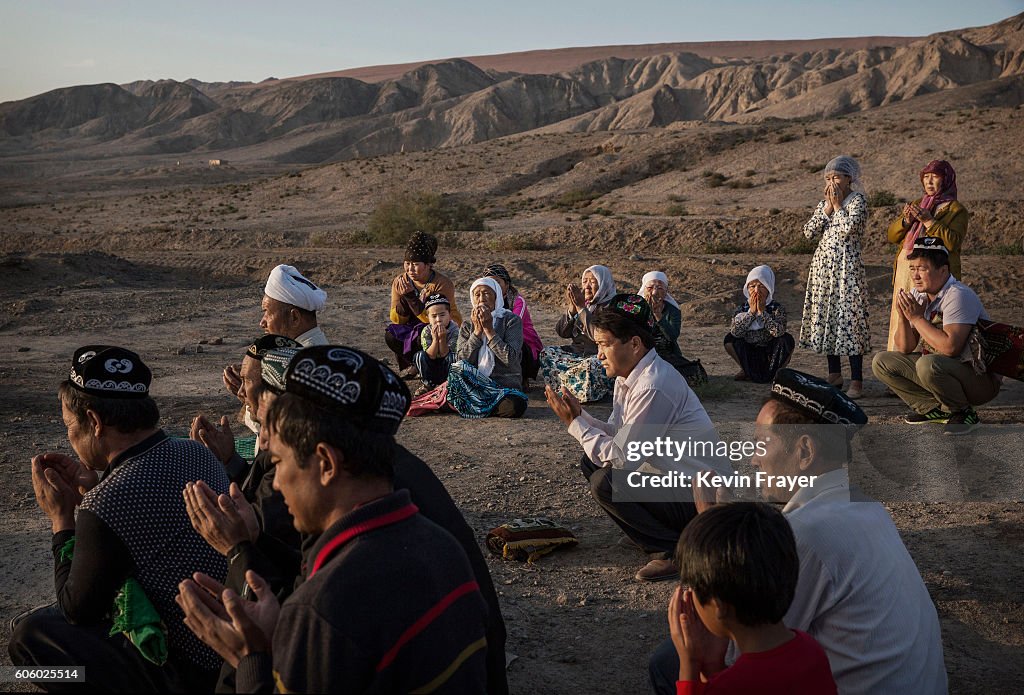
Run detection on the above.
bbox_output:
[486,518,578,563]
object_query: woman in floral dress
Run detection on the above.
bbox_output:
[799,155,871,399]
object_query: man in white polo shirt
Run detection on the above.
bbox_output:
[873,237,1000,435]
[546,293,728,581]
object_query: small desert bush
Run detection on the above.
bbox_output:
[486,236,548,252]
[363,192,485,245]
[666,204,689,216]
[555,189,601,210]
[782,237,818,255]
[988,241,1023,256]
[776,133,798,143]
[868,190,899,207]
[704,172,728,188]
[726,179,754,189]
[703,241,742,254]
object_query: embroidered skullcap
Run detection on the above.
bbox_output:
[423,293,450,310]
[405,231,438,264]
[770,368,867,426]
[283,345,410,435]
[264,265,327,312]
[68,345,151,399]
[823,155,861,188]
[261,347,300,396]
[603,293,657,334]
[908,237,950,257]
[246,334,302,361]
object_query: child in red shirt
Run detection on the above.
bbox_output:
[666,502,836,695]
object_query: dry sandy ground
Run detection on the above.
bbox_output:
[1,236,1022,693]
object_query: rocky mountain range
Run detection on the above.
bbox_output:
[1,13,1021,164]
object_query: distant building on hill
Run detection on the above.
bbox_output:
[208,159,227,167]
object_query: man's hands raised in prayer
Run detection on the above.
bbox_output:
[177,570,278,669]
[545,385,582,426]
[223,364,243,399]
[191,414,236,464]
[30,453,98,533]
[183,481,259,556]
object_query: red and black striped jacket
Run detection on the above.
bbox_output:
[236,489,489,694]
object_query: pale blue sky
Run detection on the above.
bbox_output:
[1,0,1020,103]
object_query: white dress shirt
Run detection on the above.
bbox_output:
[783,468,948,695]
[567,349,729,475]
[295,325,328,347]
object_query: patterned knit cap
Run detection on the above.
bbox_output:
[770,369,867,426]
[283,345,411,435]
[423,293,450,310]
[261,347,300,395]
[604,293,657,333]
[246,334,302,361]
[405,231,438,264]
[68,345,151,399]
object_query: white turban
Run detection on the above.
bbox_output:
[637,271,680,310]
[264,264,327,312]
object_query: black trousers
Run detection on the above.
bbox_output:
[580,456,696,560]
[8,604,218,693]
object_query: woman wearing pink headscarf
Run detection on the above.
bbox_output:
[885,160,969,349]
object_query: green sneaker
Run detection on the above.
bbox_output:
[904,408,950,425]
[943,408,980,436]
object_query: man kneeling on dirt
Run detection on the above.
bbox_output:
[177,346,491,693]
[9,346,230,692]
[546,294,730,582]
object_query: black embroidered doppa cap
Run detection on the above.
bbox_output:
[283,345,411,435]
[68,345,152,399]
[770,368,867,426]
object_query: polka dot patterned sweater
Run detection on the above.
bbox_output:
[79,432,230,671]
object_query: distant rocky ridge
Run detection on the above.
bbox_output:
[1,13,1021,163]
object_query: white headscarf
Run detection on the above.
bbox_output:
[583,265,616,309]
[638,271,680,310]
[743,265,776,330]
[469,277,511,378]
[264,264,327,312]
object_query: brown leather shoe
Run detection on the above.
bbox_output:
[635,558,679,582]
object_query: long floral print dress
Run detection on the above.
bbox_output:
[799,192,871,356]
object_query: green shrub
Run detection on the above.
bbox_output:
[364,192,485,245]
[989,242,1023,256]
[555,189,601,209]
[666,204,689,216]
[705,172,728,188]
[782,237,818,254]
[703,242,742,254]
[868,190,899,207]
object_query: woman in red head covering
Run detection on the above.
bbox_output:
[885,160,969,350]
